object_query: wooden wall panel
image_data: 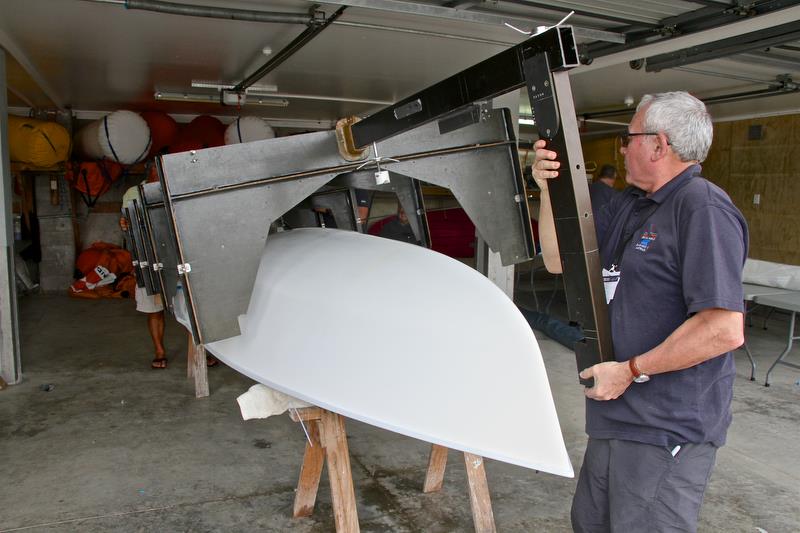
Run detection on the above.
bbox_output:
[715,113,800,265]
[582,113,800,265]
[581,136,625,189]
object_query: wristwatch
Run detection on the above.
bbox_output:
[629,356,650,383]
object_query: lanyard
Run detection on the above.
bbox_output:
[608,172,698,271]
[609,201,661,270]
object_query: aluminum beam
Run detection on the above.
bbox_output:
[351,26,579,147]
[645,20,800,72]
[322,0,625,43]
[576,4,800,73]
[0,28,65,109]
[350,24,612,382]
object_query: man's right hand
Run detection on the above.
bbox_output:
[119,217,129,232]
[532,139,561,190]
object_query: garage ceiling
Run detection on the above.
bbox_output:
[2,0,799,131]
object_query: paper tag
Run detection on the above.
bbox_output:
[375,169,391,185]
[602,267,620,304]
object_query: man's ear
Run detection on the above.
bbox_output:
[650,133,670,162]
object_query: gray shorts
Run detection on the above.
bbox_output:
[571,438,717,533]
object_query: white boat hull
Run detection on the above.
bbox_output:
[206,228,573,477]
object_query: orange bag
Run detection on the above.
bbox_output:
[70,242,134,298]
[65,161,124,206]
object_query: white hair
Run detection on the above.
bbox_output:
[637,92,713,162]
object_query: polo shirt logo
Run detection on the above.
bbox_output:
[635,231,657,252]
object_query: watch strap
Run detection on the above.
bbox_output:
[629,357,643,379]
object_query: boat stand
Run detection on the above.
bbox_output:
[290,407,359,532]
[290,407,496,533]
[185,335,209,398]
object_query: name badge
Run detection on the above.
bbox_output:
[602,267,620,304]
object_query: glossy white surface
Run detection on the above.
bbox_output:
[206,228,573,477]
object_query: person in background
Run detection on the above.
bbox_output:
[120,185,168,369]
[589,163,619,215]
[378,203,420,245]
[120,184,218,370]
[533,91,747,533]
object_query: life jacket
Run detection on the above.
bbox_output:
[70,242,134,298]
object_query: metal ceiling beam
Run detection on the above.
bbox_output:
[585,0,800,60]
[645,20,800,71]
[686,0,732,6]
[84,0,316,25]
[232,7,346,93]
[499,0,661,28]
[579,78,798,119]
[575,4,800,73]
[321,0,626,43]
[0,28,65,109]
[729,50,800,71]
[332,20,516,46]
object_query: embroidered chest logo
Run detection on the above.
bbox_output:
[635,231,657,252]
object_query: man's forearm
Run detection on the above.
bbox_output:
[636,308,744,375]
[535,184,563,274]
[582,308,744,401]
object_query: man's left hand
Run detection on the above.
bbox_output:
[580,362,633,401]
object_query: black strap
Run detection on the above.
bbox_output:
[609,172,698,269]
[104,115,122,163]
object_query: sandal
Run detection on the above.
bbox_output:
[151,357,168,369]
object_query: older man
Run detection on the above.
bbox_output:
[533,92,748,532]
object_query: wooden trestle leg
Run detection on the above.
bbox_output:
[290,407,360,533]
[423,444,496,533]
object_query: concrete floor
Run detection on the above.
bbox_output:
[1,291,798,532]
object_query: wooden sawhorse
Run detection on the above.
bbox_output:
[186,335,209,398]
[290,407,359,532]
[290,407,496,533]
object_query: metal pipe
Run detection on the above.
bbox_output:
[673,66,775,86]
[233,7,346,93]
[580,84,799,120]
[83,0,313,25]
[332,20,517,47]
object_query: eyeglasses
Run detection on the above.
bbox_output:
[619,131,660,147]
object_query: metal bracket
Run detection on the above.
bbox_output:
[177,263,192,275]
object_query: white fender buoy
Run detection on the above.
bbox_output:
[74,110,151,164]
[224,116,275,145]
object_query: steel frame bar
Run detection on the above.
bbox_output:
[351,26,579,148]
[351,25,612,379]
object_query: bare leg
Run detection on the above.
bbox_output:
[148,311,166,358]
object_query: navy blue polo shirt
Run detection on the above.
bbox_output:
[589,164,748,447]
